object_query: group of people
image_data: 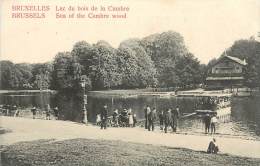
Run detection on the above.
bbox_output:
[203,113,218,134]
[97,105,137,129]
[112,108,137,127]
[31,104,59,120]
[0,104,59,120]
[0,105,19,116]
[97,104,181,133]
[145,105,180,133]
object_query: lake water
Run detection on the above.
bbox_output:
[0,91,260,139]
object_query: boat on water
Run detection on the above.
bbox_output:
[194,95,231,122]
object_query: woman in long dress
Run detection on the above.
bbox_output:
[128,108,134,127]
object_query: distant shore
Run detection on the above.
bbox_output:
[0,89,56,94]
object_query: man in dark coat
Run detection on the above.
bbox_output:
[100,105,108,129]
[204,113,211,134]
[164,108,172,133]
[148,107,156,131]
[171,106,180,132]
[159,110,164,130]
[144,105,151,129]
[31,106,37,119]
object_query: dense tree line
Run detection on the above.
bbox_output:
[0,31,210,91]
[0,61,53,90]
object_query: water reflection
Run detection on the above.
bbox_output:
[0,91,259,138]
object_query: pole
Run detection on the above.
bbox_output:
[82,80,87,125]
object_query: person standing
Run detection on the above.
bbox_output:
[159,110,164,130]
[45,104,51,120]
[128,109,134,127]
[133,114,137,127]
[112,109,119,127]
[204,113,211,134]
[148,107,156,131]
[100,105,108,129]
[210,114,218,134]
[31,106,37,119]
[164,108,172,133]
[13,105,19,117]
[53,107,59,120]
[96,114,101,126]
[171,106,180,132]
[144,105,151,129]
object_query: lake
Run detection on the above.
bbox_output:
[0,90,259,139]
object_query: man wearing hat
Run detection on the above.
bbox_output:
[31,106,37,119]
[100,105,108,129]
[204,113,211,134]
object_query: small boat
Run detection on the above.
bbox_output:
[194,95,231,122]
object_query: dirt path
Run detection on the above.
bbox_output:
[1,116,260,158]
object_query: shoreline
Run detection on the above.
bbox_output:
[1,116,260,158]
[0,89,56,94]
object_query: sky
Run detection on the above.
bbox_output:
[1,0,259,64]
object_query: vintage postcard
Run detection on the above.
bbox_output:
[0,0,260,165]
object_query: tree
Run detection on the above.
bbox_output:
[116,46,139,88]
[175,53,204,87]
[0,61,33,89]
[119,39,157,88]
[141,31,189,87]
[71,41,93,76]
[53,52,79,90]
[31,63,53,90]
[89,41,121,89]
[15,63,33,89]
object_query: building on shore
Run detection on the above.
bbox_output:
[206,55,247,90]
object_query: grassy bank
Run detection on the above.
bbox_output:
[1,139,260,166]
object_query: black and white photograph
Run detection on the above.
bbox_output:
[0,0,260,165]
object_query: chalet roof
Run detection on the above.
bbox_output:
[206,76,244,81]
[223,55,247,66]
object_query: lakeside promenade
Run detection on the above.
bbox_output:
[1,116,260,158]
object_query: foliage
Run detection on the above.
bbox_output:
[90,41,121,89]
[119,39,157,88]
[71,41,93,75]
[1,31,216,90]
[0,61,34,89]
[31,63,53,90]
[116,46,139,88]
[175,53,203,87]
[52,52,88,91]
[141,31,203,87]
